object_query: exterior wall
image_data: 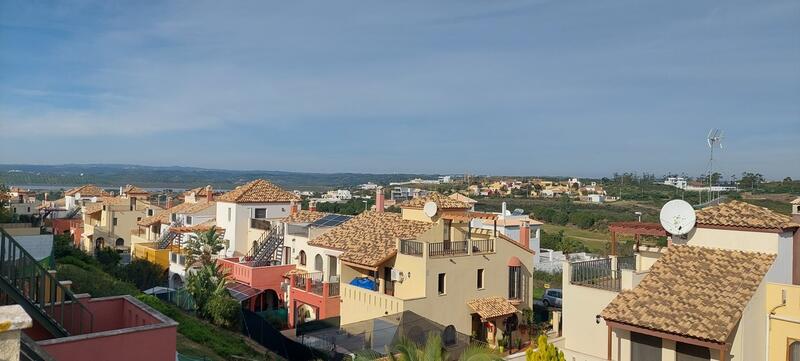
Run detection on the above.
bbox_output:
[562,261,622,360]
[767,283,800,361]
[725,279,767,361]
[218,258,294,290]
[216,201,292,257]
[131,243,176,268]
[687,227,794,284]
[339,283,406,324]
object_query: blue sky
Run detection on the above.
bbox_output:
[1,1,798,178]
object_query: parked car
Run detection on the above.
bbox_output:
[542,288,562,308]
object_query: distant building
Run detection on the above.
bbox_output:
[359,182,379,190]
[390,186,427,201]
[663,177,688,189]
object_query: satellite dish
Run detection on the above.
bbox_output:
[659,200,696,235]
[423,201,438,217]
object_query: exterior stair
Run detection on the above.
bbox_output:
[64,206,81,219]
[0,228,94,338]
[249,228,284,267]
[157,221,183,249]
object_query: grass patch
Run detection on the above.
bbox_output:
[56,263,140,297]
[540,224,610,242]
[137,294,261,360]
[176,334,226,361]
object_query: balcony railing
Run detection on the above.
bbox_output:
[292,272,340,297]
[428,240,468,257]
[570,258,620,292]
[470,238,494,253]
[250,218,271,230]
[399,240,423,256]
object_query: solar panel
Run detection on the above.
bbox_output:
[310,214,353,228]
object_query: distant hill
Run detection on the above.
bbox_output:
[0,164,442,190]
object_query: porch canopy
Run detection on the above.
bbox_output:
[226,281,262,302]
[467,296,518,321]
[600,245,775,361]
[607,221,667,255]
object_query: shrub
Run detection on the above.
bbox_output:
[551,212,569,226]
[56,264,139,297]
[95,247,121,272]
[206,294,241,330]
[116,259,167,291]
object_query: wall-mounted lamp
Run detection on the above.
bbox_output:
[595,315,603,324]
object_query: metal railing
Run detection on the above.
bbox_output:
[250,218,271,231]
[327,282,340,297]
[470,238,494,253]
[399,240,423,256]
[570,258,620,292]
[428,240,468,257]
[0,228,94,337]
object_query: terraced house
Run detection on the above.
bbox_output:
[561,200,800,361]
[305,192,535,348]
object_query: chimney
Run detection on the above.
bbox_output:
[290,202,298,216]
[206,185,213,202]
[376,186,385,212]
[519,220,530,249]
[309,200,317,212]
[501,202,507,217]
[166,196,173,209]
[120,186,125,197]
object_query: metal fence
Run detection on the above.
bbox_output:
[399,240,423,256]
[428,241,468,257]
[570,258,620,291]
[470,238,494,253]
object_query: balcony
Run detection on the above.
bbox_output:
[292,272,340,297]
[218,258,295,290]
[400,238,496,258]
[569,256,636,292]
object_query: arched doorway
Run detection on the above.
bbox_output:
[171,273,184,289]
[314,254,323,272]
[95,237,105,250]
[115,238,125,248]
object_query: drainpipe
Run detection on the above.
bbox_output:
[767,289,788,361]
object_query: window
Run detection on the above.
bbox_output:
[137,217,141,221]
[631,332,662,361]
[676,342,710,361]
[171,213,177,222]
[27,207,30,212]
[789,340,800,361]
[227,208,232,221]
[115,238,124,247]
[438,273,446,295]
[314,254,323,272]
[254,208,267,219]
[186,216,193,225]
[112,217,118,226]
[147,209,154,216]
[299,250,307,266]
[508,266,522,299]
[477,269,484,289]
[443,220,451,242]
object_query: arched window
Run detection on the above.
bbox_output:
[314,254,323,272]
[115,238,125,247]
[299,251,306,266]
[790,340,800,361]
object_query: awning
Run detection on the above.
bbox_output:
[225,282,262,302]
[467,296,518,320]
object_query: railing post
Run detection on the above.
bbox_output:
[467,239,473,255]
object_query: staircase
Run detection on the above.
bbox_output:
[157,221,183,249]
[64,206,81,219]
[249,228,284,267]
[0,228,94,338]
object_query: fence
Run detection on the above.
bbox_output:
[570,258,620,291]
[399,240,423,256]
[470,238,494,253]
[240,309,331,361]
[428,241,468,257]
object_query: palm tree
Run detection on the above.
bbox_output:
[184,226,225,268]
[185,260,228,318]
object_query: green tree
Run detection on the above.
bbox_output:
[95,247,121,272]
[184,226,225,268]
[526,335,565,361]
[117,259,167,291]
[740,172,764,191]
[185,261,228,319]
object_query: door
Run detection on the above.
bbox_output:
[383,267,394,296]
[328,255,338,282]
[676,342,710,361]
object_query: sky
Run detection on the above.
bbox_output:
[1,0,798,179]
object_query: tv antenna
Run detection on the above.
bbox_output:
[706,129,724,205]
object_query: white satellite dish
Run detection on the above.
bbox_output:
[659,199,696,235]
[423,201,438,217]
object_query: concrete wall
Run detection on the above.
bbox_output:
[562,261,622,360]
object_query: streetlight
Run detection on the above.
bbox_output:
[634,211,642,222]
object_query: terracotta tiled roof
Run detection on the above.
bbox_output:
[791,197,800,205]
[170,219,222,234]
[183,186,212,197]
[64,184,110,197]
[308,211,434,267]
[84,197,132,214]
[399,192,470,210]
[695,200,797,229]
[123,185,149,195]
[137,201,215,226]
[282,210,329,224]
[467,296,518,320]
[216,179,299,203]
[601,245,775,343]
[448,193,477,205]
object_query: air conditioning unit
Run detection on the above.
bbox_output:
[390,268,403,282]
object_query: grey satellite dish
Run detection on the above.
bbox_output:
[659,199,696,235]
[423,201,438,217]
[512,208,525,216]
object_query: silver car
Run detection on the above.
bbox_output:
[542,288,562,308]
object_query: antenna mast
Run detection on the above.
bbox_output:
[706,128,724,205]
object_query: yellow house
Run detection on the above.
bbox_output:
[308,192,535,348]
[767,283,800,361]
[80,195,153,252]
